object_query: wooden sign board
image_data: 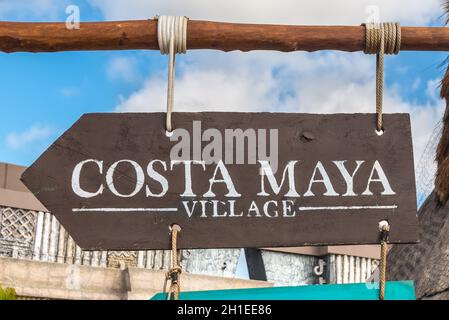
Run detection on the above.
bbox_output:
[21,113,418,250]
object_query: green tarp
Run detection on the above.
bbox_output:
[151,281,415,300]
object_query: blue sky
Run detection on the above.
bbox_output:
[0,0,447,202]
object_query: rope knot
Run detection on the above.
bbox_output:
[166,267,182,284]
[378,220,390,300]
[165,224,182,300]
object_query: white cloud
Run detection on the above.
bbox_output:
[59,87,79,97]
[5,124,53,150]
[89,0,442,26]
[0,0,70,20]
[116,50,445,177]
[107,57,140,83]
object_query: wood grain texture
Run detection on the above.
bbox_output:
[1,20,449,53]
[21,113,418,250]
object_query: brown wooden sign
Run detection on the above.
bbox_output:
[21,113,418,250]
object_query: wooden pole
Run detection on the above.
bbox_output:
[1,19,449,53]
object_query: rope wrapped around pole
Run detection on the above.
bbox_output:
[363,23,401,132]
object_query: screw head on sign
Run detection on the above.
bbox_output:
[378,220,390,232]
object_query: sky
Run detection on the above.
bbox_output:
[0,0,448,202]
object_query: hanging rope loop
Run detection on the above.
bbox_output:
[363,22,401,132]
[157,15,188,55]
[156,15,189,133]
[165,224,182,300]
[378,220,390,300]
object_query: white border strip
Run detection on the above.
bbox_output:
[298,205,398,211]
[72,208,178,213]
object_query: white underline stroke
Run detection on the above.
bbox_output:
[72,208,178,213]
[298,205,398,211]
[73,205,397,214]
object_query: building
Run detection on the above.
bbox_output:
[0,161,381,299]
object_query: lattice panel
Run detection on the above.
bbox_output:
[0,207,37,242]
[107,251,137,268]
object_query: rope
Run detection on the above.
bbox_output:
[363,23,401,132]
[378,220,390,300]
[157,15,188,133]
[165,224,182,300]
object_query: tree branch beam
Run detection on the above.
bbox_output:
[1,20,449,53]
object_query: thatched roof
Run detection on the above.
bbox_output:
[387,2,449,300]
[435,65,449,204]
[436,1,449,204]
[387,193,449,299]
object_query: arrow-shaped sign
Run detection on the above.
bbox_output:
[21,112,418,250]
